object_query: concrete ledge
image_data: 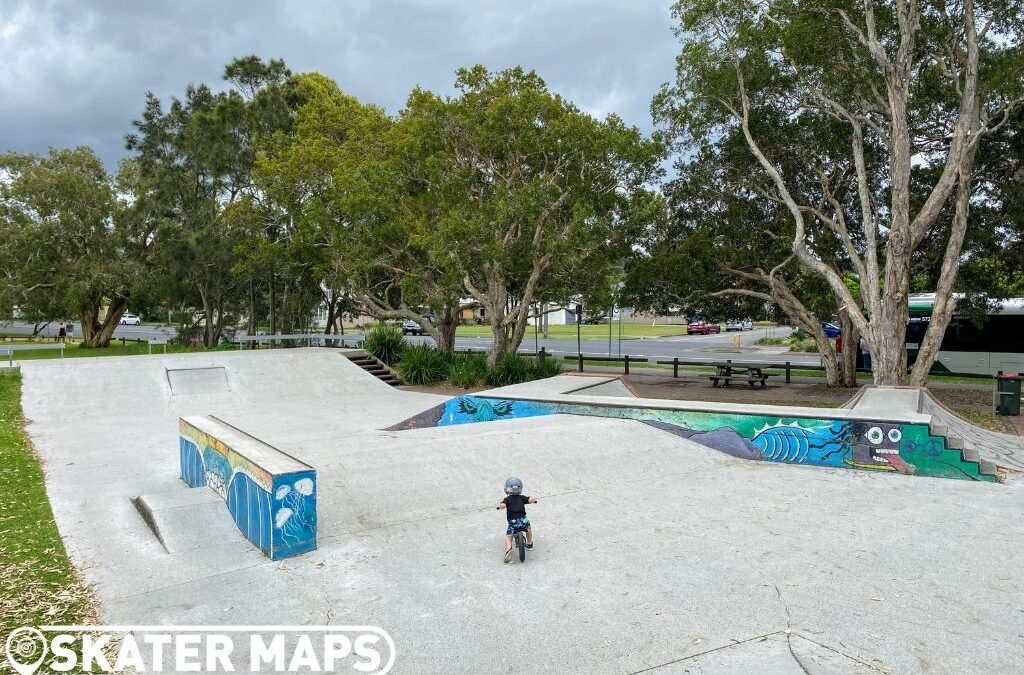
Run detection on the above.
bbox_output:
[178,415,317,559]
[476,390,933,425]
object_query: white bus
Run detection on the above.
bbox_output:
[906,293,1024,375]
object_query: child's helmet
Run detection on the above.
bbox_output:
[504,476,523,495]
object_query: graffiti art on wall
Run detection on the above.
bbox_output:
[389,396,995,482]
[179,417,317,559]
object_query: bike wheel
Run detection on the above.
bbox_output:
[517,532,526,562]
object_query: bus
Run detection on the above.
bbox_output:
[906,293,1024,375]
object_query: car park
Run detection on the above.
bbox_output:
[725,318,754,331]
[119,313,142,326]
[687,319,721,335]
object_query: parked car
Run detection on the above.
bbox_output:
[401,317,433,336]
[822,323,841,338]
[687,319,721,335]
[119,313,142,326]
[725,318,754,331]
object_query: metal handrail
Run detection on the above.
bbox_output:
[233,333,364,349]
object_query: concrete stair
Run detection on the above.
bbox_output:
[928,420,999,479]
[345,350,403,386]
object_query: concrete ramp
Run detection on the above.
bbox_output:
[166,366,230,395]
[479,373,622,398]
[131,489,247,553]
[918,389,1024,472]
[567,376,637,398]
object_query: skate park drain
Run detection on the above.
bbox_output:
[166,367,230,395]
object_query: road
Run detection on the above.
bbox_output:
[2,321,819,366]
[1,321,175,341]
[433,325,820,366]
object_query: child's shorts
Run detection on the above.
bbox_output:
[506,517,530,536]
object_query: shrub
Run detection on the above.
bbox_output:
[485,353,534,387]
[364,324,406,366]
[530,355,563,379]
[787,337,819,353]
[755,336,786,346]
[397,344,450,385]
[449,353,489,388]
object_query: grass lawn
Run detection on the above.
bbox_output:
[0,372,96,635]
[3,339,230,361]
[456,323,693,339]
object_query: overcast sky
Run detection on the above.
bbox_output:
[0,1,680,169]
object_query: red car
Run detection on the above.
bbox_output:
[687,319,721,335]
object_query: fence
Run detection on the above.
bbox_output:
[234,333,364,349]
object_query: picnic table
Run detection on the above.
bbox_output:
[708,362,775,389]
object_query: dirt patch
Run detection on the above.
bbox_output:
[401,370,1024,438]
[621,371,858,408]
[930,387,1024,435]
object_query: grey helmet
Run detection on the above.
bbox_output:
[504,476,523,495]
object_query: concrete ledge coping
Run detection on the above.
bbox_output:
[179,415,312,476]
[474,390,933,425]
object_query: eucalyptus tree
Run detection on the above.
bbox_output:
[0,148,156,347]
[405,66,663,363]
[659,0,1024,384]
[251,72,465,350]
[623,147,854,385]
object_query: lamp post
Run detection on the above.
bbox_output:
[533,302,539,355]
[575,303,583,372]
[608,307,612,357]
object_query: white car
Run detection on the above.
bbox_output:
[725,318,754,331]
[119,313,142,326]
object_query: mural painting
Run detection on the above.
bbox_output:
[390,396,995,482]
[178,418,318,559]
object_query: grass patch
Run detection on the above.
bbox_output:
[955,409,1015,433]
[0,372,97,635]
[755,336,786,346]
[1,339,204,361]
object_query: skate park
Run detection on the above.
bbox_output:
[17,348,1024,674]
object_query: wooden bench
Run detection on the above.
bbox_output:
[709,373,776,389]
[178,415,317,559]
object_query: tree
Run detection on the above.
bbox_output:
[404,66,663,363]
[0,148,154,347]
[127,57,302,346]
[660,0,1024,385]
[623,148,856,386]
[248,72,462,348]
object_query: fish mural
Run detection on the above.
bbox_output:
[390,395,994,482]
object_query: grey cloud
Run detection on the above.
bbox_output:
[0,0,679,168]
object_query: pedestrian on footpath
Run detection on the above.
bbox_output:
[859,336,872,371]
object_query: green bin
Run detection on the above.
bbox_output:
[995,373,1021,416]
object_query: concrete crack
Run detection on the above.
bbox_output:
[775,585,812,675]
[624,630,784,674]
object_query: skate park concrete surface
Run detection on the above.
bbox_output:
[18,349,1024,674]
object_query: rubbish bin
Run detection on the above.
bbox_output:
[994,372,1022,416]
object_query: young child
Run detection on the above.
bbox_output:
[497,476,537,563]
